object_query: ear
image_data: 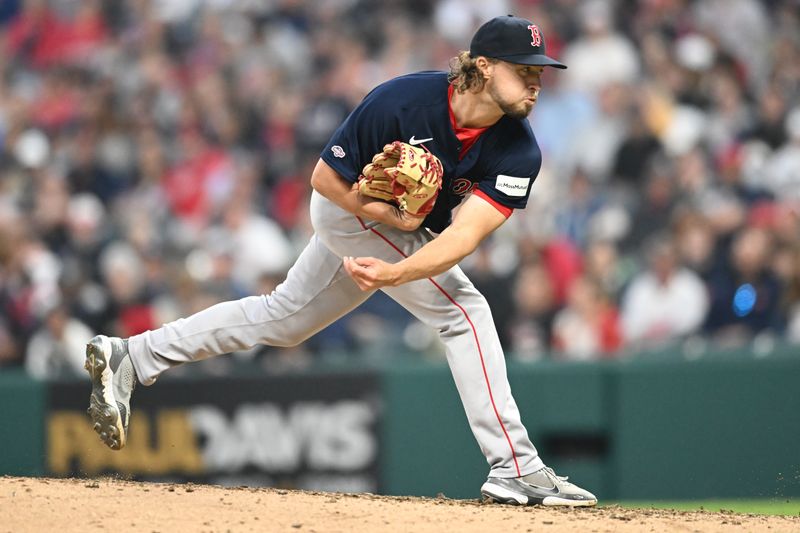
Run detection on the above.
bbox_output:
[475,57,494,79]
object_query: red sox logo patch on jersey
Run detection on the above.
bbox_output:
[452,177,478,196]
[331,145,346,158]
[528,24,542,47]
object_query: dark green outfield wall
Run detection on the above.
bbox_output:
[380,360,614,499]
[0,371,45,476]
[612,357,800,500]
[381,355,800,500]
[1,351,798,500]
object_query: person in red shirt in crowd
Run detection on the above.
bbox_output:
[551,275,622,360]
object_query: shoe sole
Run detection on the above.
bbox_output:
[84,336,126,450]
[480,483,597,507]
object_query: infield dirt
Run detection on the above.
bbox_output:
[1,476,798,532]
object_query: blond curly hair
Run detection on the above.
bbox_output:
[447,51,497,93]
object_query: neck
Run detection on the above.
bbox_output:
[450,86,503,129]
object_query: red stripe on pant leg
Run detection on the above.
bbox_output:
[355,217,522,477]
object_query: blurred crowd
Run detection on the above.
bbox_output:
[0,0,798,379]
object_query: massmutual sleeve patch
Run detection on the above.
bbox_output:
[473,120,542,211]
[475,157,539,211]
[475,173,534,213]
[494,175,531,197]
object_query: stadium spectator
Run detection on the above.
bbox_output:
[620,234,709,350]
[704,226,785,344]
[785,246,800,345]
[563,83,629,183]
[553,169,608,250]
[583,239,630,303]
[765,107,800,201]
[672,209,719,281]
[610,102,662,192]
[0,0,798,373]
[24,302,94,379]
[464,243,517,351]
[508,261,556,361]
[560,0,639,93]
[620,158,677,254]
[551,275,622,360]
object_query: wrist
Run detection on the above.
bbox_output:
[348,189,365,216]
[388,262,406,286]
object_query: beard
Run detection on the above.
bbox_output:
[488,82,533,120]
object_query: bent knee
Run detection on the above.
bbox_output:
[267,332,310,348]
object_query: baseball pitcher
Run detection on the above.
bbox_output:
[85,15,597,506]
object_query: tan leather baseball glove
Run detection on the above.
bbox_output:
[357,141,443,217]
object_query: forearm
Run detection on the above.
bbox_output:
[310,160,362,215]
[387,194,510,285]
[310,159,423,231]
[342,195,507,292]
[391,226,478,285]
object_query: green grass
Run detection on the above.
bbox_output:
[610,499,800,516]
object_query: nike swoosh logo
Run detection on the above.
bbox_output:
[524,482,560,495]
[409,136,433,145]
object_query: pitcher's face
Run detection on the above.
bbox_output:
[486,62,544,120]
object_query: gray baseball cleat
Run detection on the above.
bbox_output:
[481,467,597,506]
[84,335,137,450]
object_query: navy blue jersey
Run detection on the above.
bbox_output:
[320,71,542,233]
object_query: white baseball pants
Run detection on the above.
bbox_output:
[128,191,543,478]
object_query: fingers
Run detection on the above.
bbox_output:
[345,256,373,268]
[343,256,375,291]
[342,256,392,291]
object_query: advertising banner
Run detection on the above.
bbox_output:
[48,372,382,492]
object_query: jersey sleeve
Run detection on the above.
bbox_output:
[320,85,398,183]
[475,132,542,214]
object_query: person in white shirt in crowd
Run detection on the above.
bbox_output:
[26,303,95,379]
[621,233,709,349]
[560,0,639,93]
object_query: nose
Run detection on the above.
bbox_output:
[529,73,542,90]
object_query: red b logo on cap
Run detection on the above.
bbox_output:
[528,24,542,47]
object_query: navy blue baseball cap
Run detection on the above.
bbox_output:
[470,15,567,69]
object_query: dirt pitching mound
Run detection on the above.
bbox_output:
[1,476,797,532]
